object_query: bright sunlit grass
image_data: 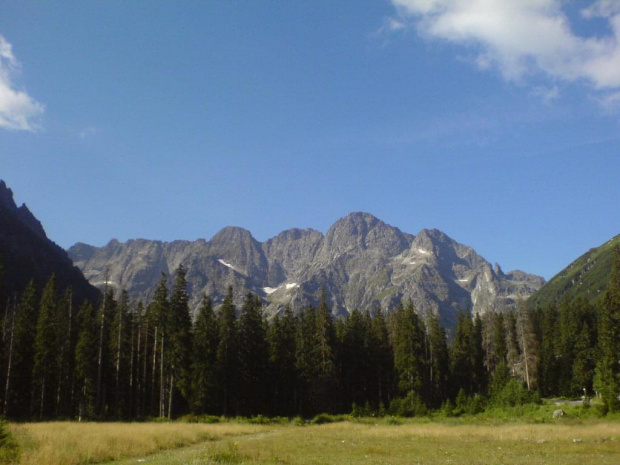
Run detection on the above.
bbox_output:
[9,421,270,465]
[7,419,620,465]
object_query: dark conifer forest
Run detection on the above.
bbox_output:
[0,249,619,421]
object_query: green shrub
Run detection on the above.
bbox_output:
[311,413,347,425]
[0,421,19,464]
[389,392,428,417]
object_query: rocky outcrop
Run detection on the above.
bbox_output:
[68,212,544,328]
[0,180,99,303]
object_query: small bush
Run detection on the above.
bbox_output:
[311,413,347,425]
[389,392,428,417]
[0,421,19,464]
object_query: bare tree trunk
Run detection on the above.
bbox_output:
[3,297,15,416]
[129,318,135,418]
[151,326,158,416]
[159,332,165,417]
[115,305,122,414]
[96,280,108,412]
[168,372,174,419]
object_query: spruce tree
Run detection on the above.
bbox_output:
[516,301,539,390]
[369,307,394,410]
[425,312,449,408]
[167,266,192,418]
[33,275,60,418]
[392,302,425,405]
[215,286,238,416]
[75,302,98,420]
[237,292,268,416]
[594,246,620,411]
[313,288,337,413]
[190,294,219,414]
[8,281,38,417]
[267,306,298,416]
[109,289,131,418]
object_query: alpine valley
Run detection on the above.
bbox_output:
[68,212,544,328]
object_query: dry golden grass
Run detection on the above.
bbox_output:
[8,420,620,465]
[9,421,270,465]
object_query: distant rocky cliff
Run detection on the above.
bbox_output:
[0,180,99,303]
[68,212,544,328]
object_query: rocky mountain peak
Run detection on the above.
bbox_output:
[0,181,47,239]
[0,180,16,211]
[322,212,409,257]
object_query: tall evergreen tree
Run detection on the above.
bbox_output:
[166,266,192,418]
[32,275,60,418]
[538,303,560,397]
[340,308,371,412]
[237,292,268,416]
[594,246,620,411]
[215,286,238,416]
[190,294,219,414]
[109,289,132,418]
[515,301,539,390]
[7,281,38,417]
[425,312,450,408]
[392,302,426,404]
[75,302,98,420]
[267,306,298,416]
[369,307,394,410]
[313,288,337,413]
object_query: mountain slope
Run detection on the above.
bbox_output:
[68,212,544,328]
[528,234,620,308]
[0,180,99,303]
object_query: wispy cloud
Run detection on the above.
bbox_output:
[78,126,102,140]
[0,34,44,131]
[389,0,620,94]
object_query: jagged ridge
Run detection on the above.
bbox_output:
[68,212,544,328]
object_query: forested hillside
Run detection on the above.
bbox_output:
[529,234,620,309]
[0,248,618,420]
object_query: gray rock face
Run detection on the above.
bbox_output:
[68,212,544,328]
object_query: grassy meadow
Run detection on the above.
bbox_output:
[4,414,620,465]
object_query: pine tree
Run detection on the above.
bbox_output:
[109,289,131,418]
[33,275,60,418]
[148,274,169,417]
[55,287,77,417]
[450,310,475,397]
[75,302,98,420]
[313,288,337,413]
[96,287,116,416]
[594,246,620,411]
[295,305,317,415]
[7,281,38,417]
[425,312,449,408]
[166,266,192,418]
[237,292,268,416]
[392,302,425,404]
[340,308,371,412]
[515,300,539,390]
[190,294,219,414]
[267,306,298,416]
[216,286,238,416]
[369,307,394,410]
[538,303,560,397]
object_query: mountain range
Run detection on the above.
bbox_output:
[68,212,544,328]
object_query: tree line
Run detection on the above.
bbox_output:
[0,248,619,421]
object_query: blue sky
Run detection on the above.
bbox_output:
[1,1,619,280]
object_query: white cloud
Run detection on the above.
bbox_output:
[390,0,620,91]
[531,85,560,104]
[0,35,44,131]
